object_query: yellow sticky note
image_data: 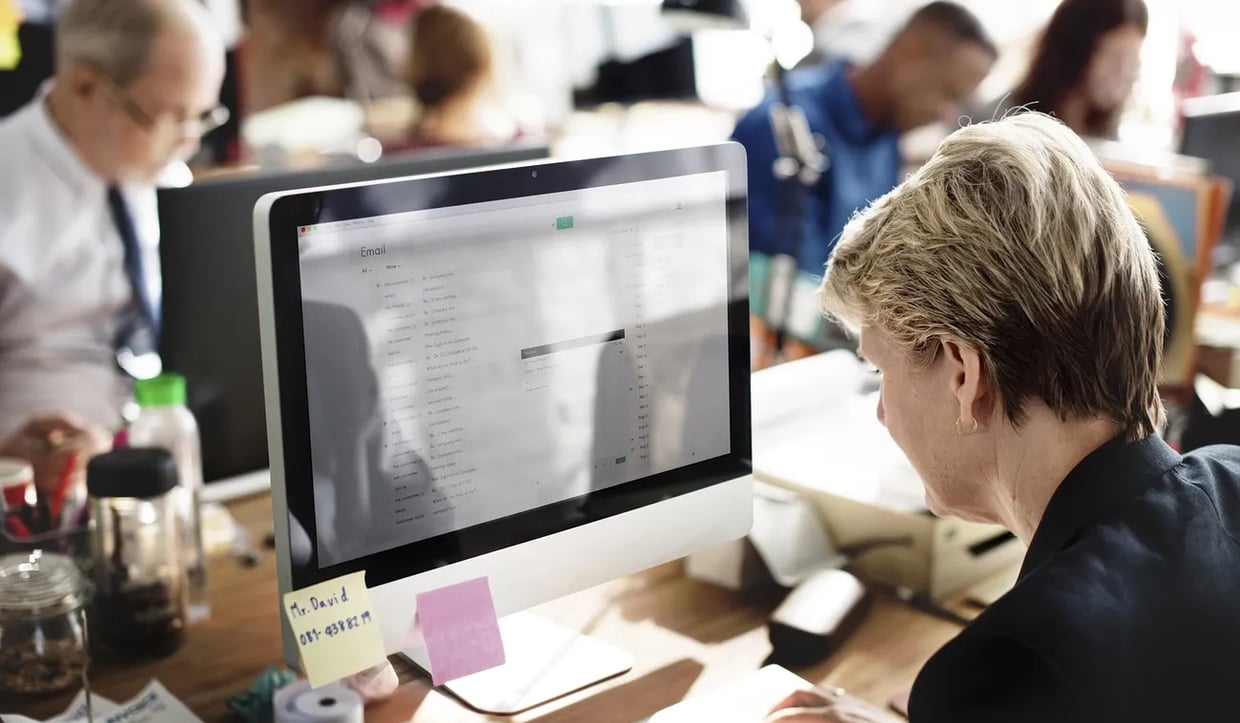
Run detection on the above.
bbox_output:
[283,571,388,688]
[0,0,21,27]
[0,28,19,71]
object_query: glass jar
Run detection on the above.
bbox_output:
[88,448,188,660]
[0,550,90,696]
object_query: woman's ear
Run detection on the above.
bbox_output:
[940,338,991,430]
[65,64,98,101]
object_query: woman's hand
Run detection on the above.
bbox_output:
[764,689,904,723]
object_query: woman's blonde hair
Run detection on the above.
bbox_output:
[819,112,1164,441]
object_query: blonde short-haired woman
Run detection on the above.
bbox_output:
[766,113,1240,722]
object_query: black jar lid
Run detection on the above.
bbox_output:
[87,448,178,499]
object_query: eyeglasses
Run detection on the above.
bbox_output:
[96,71,230,138]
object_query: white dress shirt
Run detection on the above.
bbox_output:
[0,93,160,441]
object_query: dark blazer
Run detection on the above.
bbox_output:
[909,435,1240,722]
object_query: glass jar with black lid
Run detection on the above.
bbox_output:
[88,448,188,659]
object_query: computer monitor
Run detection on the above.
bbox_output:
[254,144,752,712]
[1180,93,1240,239]
[157,144,549,485]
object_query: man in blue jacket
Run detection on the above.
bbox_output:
[734,1,994,366]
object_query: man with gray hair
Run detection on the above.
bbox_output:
[0,0,224,493]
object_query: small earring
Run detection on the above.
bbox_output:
[955,417,978,436]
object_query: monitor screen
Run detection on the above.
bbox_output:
[256,144,751,596]
[295,171,733,567]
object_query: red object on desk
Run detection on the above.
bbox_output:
[5,513,31,540]
[2,481,29,510]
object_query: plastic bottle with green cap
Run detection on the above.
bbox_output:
[126,373,209,623]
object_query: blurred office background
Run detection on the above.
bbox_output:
[8,0,1240,458]
[6,0,1236,166]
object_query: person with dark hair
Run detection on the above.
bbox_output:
[330,0,431,105]
[394,3,520,150]
[1001,0,1147,139]
[731,1,996,369]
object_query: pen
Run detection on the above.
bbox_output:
[5,513,31,540]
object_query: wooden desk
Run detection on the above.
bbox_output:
[11,494,963,722]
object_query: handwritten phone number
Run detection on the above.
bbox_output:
[298,611,374,645]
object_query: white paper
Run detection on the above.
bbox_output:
[2,689,118,723]
[96,681,202,723]
[751,352,927,513]
[648,665,814,722]
[2,681,201,723]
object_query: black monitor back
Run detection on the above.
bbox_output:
[158,144,550,482]
[1180,97,1240,236]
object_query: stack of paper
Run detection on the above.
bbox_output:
[3,681,202,723]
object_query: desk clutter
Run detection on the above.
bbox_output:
[746,352,1024,601]
[227,663,397,723]
[2,679,203,723]
[271,681,363,723]
[0,374,220,704]
[3,486,961,723]
[0,450,192,703]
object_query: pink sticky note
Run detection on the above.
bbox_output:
[415,577,506,686]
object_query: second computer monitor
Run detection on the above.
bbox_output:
[157,144,548,483]
[1181,93,1240,239]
